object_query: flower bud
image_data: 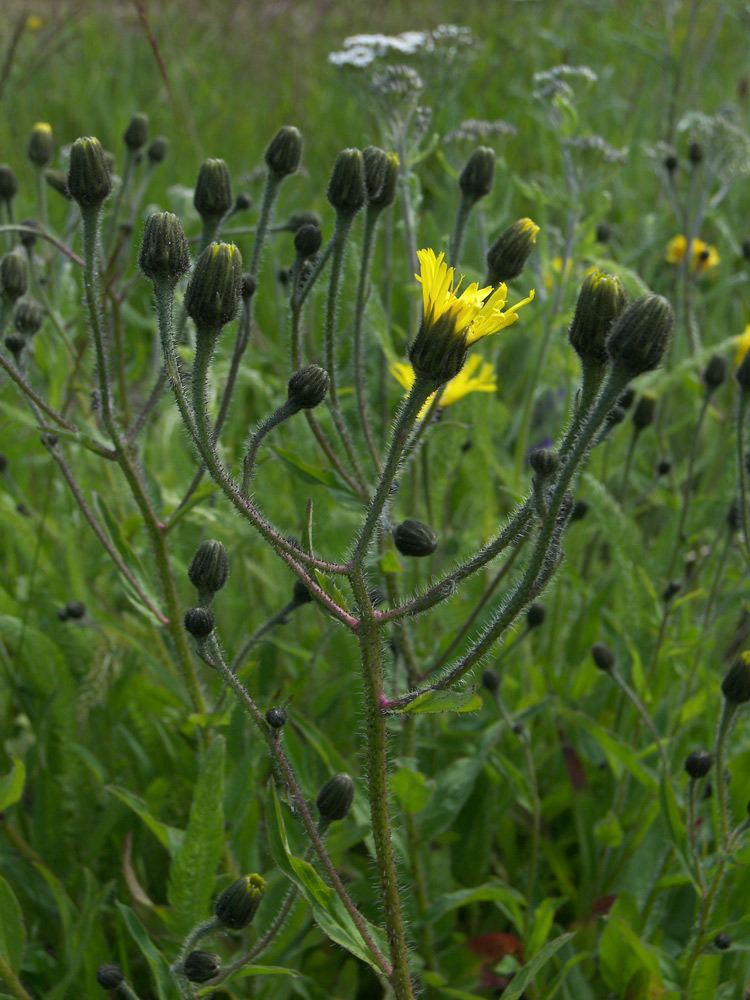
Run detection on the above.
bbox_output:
[703,353,727,391]
[286,209,322,232]
[394,519,439,557]
[14,298,44,336]
[139,212,191,286]
[96,964,125,990]
[287,365,330,409]
[526,603,546,629]
[486,218,540,284]
[568,270,627,368]
[67,136,112,208]
[713,932,731,950]
[317,773,355,822]
[327,148,367,217]
[662,579,681,602]
[18,218,39,249]
[596,222,611,243]
[0,164,19,203]
[606,294,674,381]
[459,146,495,204]
[684,750,713,780]
[214,873,266,930]
[147,135,169,164]
[183,949,221,984]
[482,668,500,692]
[27,122,54,167]
[656,457,672,476]
[529,447,559,478]
[123,113,149,151]
[0,251,29,304]
[188,539,229,596]
[65,600,86,619]
[571,499,588,521]
[292,579,313,605]
[294,223,322,259]
[591,642,615,672]
[664,154,678,173]
[727,497,742,533]
[5,333,25,359]
[721,655,750,705]
[619,387,636,411]
[241,273,256,301]
[362,145,389,201]
[193,159,233,226]
[184,606,215,638]
[265,706,288,729]
[45,169,71,199]
[688,142,704,165]
[369,152,399,211]
[184,242,243,331]
[631,393,656,430]
[265,125,303,179]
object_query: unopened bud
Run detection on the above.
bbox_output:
[362,145,389,201]
[632,393,656,430]
[713,932,731,950]
[287,365,330,409]
[664,154,678,173]
[486,218,540,284]
[703,353,727,390]
[148,135,169,164]
[96,964,125,990]
[18,218,39,249]
[294,223,322,259]
[27,122,54,167]
[459,146,495,204]
[568,270,627,368]
[688,142,704,165]
[292,579,313,604]
[394,519,439,557]
[0,251,29,304]
[619,387,636,411]
[369,152,399,211]
[139,212,191,286]
[184,242,243,331]
[265,706,288,729]
[662,579,681,602]
[0,164,19,203]
[45,169,71,199]
[286,210,322,232]
[184,606,215,638]
[606,294,674,381]
[684,750,713,780]
[317,773,355,822]
[5,333,25,358]
[596,222,611,243]
[14,298,44,336]
[188,539,229,596]
[194,158,233,225]
[67,136,112,208]
[571,499,588,521]
[526,603,546,628]
[529,447,559,478]
[265,126,303,179]
[327,148,367,217]
[656,457,672,476]
[241,273,256,300]
[592,642,615,672]
[482,668,500,692]
[184,950,221,984]
[721,655,750,705]
[66,601,86,619]
[214,873,266,930]
[123,113,149,151]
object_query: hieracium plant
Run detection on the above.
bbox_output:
[2,90,749,1000]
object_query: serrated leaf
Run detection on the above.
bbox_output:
[168,736,226,935]
[115,902,172,1000]
[0,756,25,811]
[0,877,25,972]
[499,933,575,1000]
[106,785,184,856]
[401,687,483,715]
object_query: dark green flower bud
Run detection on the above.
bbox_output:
[632,393,656,430]
[394,519,439,557]
[123,113,149,151]
[184,242,243,331]
[657,457,672,476]
[285,209,322,232]
[66,600,86,619]
[714,932,731,950]
[592,642,615,672]
[0,164,19,203]
[96,963,125,990]
[265,706,288,729]
[703,354,727,390]
[0,251,29,304]
[193,159,233,225]
[727,497,742,533]
[4,333,25,358]
[214,873,266,930]
[721,655,750,704]
[67,136,112,208]
[183,949,221,984]
[459,146,495,204]
[139,212,191,286]
[287,365,330,409]
[27,122,54,167]
[526,603,546,628]
[568,270,627,367]
[529,447,559,478]
[327,148,367,217]
[619,387,636,410]
[294,223,322,259]
[571,499,588,521]
[45,169,71,199]
[317,772,355,822]
[662,580,681,603]
[684,750,713,780]
[184,606,215,638]
[233,192,252,213]
[605,405,626,428]
[606,294,674,381]
[596,222,611,243]
[688,142,704,165]
[57,607,69,622]
[292,579,313,605]
[188,539,229,596]
[14,298,44,336]
[265,125,303,179]
[482,668,500,692]
[486,218,540,284]
[18,218,39,249]
[362,145,389,201]
[147,135,169,164]
[664,154,678,173]
[369,152,399,211]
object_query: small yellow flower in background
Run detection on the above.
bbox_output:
[26,15,43,30]
[665,234,720,274]
[735,325,750,367]
[390,354,498,420]
[409,247,534,384]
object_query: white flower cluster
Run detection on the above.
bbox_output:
[328,25,475,70]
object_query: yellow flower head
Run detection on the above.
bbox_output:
[665,235,720,274]
[735,324,750,367]
[409,248,534,384]
[391,354,497,420]
[26,15,43,30]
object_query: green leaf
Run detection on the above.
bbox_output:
[272,446,357,495]
[0,756,25,811]
[401,687,483,715]
[526,897,558,959]
[593,812,623,848]
[423,883,527,928]
[499,933,575,1000]
[115,902,172,1000]
[0,877,25,972]
[312,569,351,616]
[197,963,300,993]
[379,549,403,573]
[659,777,696,887]
[266,781,390,975]
[168,736,226,935]
[566,712,658,789]
[390,766,433,813]
[106,785,184,856]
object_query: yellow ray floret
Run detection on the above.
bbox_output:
[665,235,720,274]
[391,354,498,419]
